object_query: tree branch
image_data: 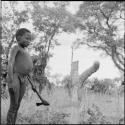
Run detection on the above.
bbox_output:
[111,46,124,72]
[85,42,112,56]
[95,13,106,30]
[112,55,124,72]
[117,50,124,61]
[46,25,58,55]
[99,6,108,19]
[99,6,112,30]
[114,49,124,66]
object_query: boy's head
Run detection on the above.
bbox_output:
[16,28,31,48]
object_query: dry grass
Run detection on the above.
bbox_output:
[1,86,124,124]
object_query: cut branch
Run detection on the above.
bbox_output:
[79,61,100,88]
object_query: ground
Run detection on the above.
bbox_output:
[1,86,124,124]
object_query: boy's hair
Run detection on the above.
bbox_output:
[16,28,31,41]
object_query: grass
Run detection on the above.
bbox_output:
[1,86,124,124]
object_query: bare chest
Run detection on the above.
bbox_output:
[14,49,33,74]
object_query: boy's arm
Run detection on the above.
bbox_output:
[7,45,19,85]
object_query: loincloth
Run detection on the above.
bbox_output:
[7,73,29,89]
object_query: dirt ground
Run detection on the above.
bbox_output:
[1,87,124,124]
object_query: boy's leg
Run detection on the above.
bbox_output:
[18,76,26,106]
[13,76,26,124]
[7,73,20,124]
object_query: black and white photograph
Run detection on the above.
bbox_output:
[1,1,124,124]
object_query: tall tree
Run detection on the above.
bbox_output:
[30,1,78,55]
[75,1,124,73]
[28,1,80,92]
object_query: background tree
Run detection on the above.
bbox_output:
[30,1,79,57]
[27,1,79,92]
[75,1,124,73]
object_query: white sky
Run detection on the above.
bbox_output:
[4,1,123,80]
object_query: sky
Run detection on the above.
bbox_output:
[4,1,123,81]
[47,32,121,80]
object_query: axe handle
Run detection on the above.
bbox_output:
[27,76,45,103]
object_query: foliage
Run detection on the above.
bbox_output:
[62,75,73,96]
[75,1,124,72]
[30,1,80,58]
[90,78,115,95]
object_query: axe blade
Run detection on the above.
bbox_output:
[36,102,50,106]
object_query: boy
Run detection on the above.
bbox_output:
[7,28,47,124]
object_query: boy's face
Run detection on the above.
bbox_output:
[18,32,31,48]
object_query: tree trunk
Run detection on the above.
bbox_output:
[71,61,100,103]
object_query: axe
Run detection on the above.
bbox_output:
[27,75,50,106]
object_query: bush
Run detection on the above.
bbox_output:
[90,78,115,95]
